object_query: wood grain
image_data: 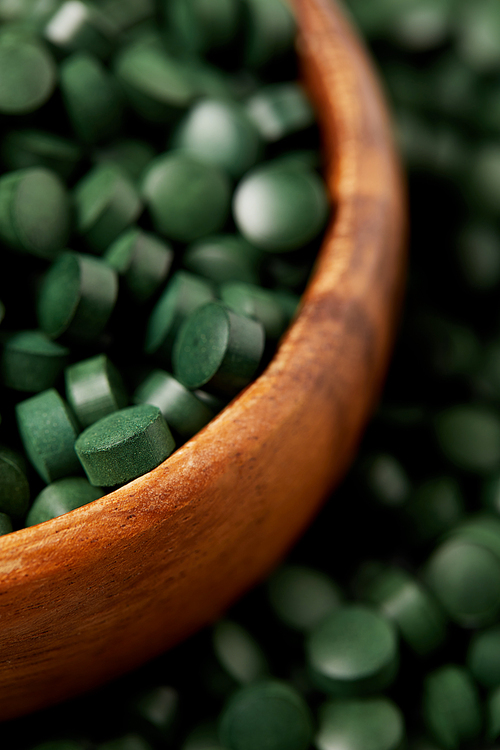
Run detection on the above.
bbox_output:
[0,0,406,720]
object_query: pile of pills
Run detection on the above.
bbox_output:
[0,0,329,531]
[9,0,500,750]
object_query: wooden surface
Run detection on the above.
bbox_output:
[0,0,407,720]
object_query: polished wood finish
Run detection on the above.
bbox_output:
[0,0,406,720]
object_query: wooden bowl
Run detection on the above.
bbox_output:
[0,0,406,721]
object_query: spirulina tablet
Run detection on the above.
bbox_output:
[133,370,214,439]
[219,680,313,750]
[104,228,174,303]
[26,476,103,526]
[0,33,56,114]
[212,620,269,685]
[315,697,405,750]
[16,388,81,483]
[423,538,500,627]
[422,665,482,750]
[246,83,315,142]
[65,354,128,428]
[220,281,288,340]
[182,234,261,286]
[467,624,500,688]
[37,251,118,342]
[306,605,399,696]
[267,564,342,632]
[60,51,123,144]
[233,164,329,252]
[144,271,215,362]
[0,167,70,259]
[74,163,142,253]
[1,130,82,179]
[141,152,231,243]
[173,302,265,397]
[1,330,69,392]
[0,513,13,536]
[172,99,263,178]
[0,446,30,517]
[44,0,116,59]
[75,404,175,486]
[434,404,500,473]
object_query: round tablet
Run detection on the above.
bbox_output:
[0,513,13,536]
[233,164,329,251]
[141,152,231,242]
[133,370,214,439]
[219,680,313,750]
[423,538,500,627]
[60,51,123,144]
[182,234,261,286]
[212,620,269,685]
[0,34,56,114]
[16,388,81,484]
[172,99,263,178]
[360,565,447,655]
[306,605,399,696]
[104,228,174,303]
[434,404,500,473]
[467,625,500,688]
[315,697,404,750]
[37,251,118,342]
[1,330,69,392]
[26,477,103,526]
[404,475,464,544]
[267,565,342,632]
[144,271,215,362]
[0,446,30,518]
[1,130,82,180]
[65,354,128,428]
[0,167,71,260]
[44,0,116,59]
[75,404,175,486]
[246,83,315,143]
[173,302,265,397]
[75,163,143,253]
[221,281,288,340]
[422,666,482,750]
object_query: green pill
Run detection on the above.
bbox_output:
[220,281,288,340]
[423,538,500,627]
[133,370,214,439]
[75,163,143,253]
[60,52,123,144]
[306,605,399,696]
[315,697,405,750]
[1,330,69,392]
[172,99,263,178]
[94,139,156,184]
[16,388,81,484]
[434,404,500,473]
[75,404,175,486]
[114,41,198,122]
[0,33,55,114]
[104,228,174,303]
[246,83,315,143]
[141,152,231,243]
[37,251,118,342]
[422,665,482,750]
[243,0,296,69]
[212,620,269,685]
[467,624,500,688]
[166,0,241,57]
[233,163,329,252]
[358,565,447,655]
[26,476,103,526]
[267,564,342,632]
[404,476,464,544]
[0,167,71,259]
[1,130,82,180]
[0,513,13,536]
[182,234,261,286]
[219,680,313,750]
[173,302,265,397]
[144,271,215,362]
[44,0,116,58]
[65,354,128,428]
[0,446,30,518]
